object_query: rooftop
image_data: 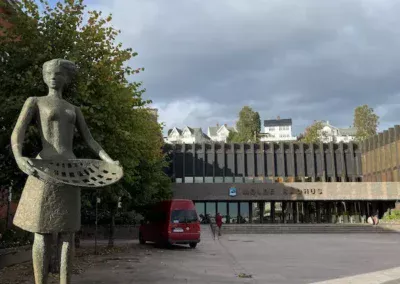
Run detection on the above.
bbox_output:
[167,126,211,142]
[208,124,236,136]
[264,118,292,127]
[321,121,357,136]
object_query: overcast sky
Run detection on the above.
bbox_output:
[83,0,400,136]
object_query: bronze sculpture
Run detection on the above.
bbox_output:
[11,59,119,284]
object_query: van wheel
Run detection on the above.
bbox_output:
[189,242,197,249]
[139,233,146,245]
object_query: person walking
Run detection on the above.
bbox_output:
[216,213,223,237]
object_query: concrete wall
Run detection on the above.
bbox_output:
[173,182,400,201]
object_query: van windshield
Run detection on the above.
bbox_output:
[171,210,198,224]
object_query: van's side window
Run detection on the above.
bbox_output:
[147,209,165,223]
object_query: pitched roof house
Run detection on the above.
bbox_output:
[207,124,237,143]
[319,121,357,143]
[165,126,211,144]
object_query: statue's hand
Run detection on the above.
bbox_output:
[16,157,36,176]
[101,156,120,166]
[99,150,120,166]
[110,160,120,166]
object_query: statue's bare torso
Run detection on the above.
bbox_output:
[36,96,77,160]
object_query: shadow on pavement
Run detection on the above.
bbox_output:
[139,243,195,251]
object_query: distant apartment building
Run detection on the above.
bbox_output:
[207,123,237,143]
[165,126,211,144]
[319,121,357,143]
[260,116,297,142]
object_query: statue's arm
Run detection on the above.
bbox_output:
[11,97,37,175]
[11,97,36,158]
[75,107,116,163]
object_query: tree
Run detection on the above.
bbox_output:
[353,104,379,141]
[0,0,171,250]
[228,106,261,143]
[301,121,325,143]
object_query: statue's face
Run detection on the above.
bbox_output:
[43,65,68,90]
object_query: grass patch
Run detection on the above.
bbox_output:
[382,209,400,222]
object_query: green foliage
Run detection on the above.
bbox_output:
[300,121,325,143]
[0,0,171,216]
[228,106,261,143]
[353,104,379,141]
[0,225,33,249]
[227,131,238,143]
[382,209,400,222]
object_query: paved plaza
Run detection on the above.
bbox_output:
[69,228,400,284]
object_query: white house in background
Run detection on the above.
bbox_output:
[164,126,211,144]
[207,123,237,143]
[259,116,297,142]
[319,121,357,143]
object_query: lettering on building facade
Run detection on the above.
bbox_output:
[241,187,323,196]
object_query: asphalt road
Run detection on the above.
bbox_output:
[73,229,400,284]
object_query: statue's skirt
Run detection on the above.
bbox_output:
[13,175,81,234]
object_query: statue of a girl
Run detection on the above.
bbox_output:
[11,59,118,284]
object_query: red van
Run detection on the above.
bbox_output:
[139,199,201,248]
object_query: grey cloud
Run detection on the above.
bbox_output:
[92,0,400,133]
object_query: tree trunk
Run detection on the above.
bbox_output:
[108,206,116,247]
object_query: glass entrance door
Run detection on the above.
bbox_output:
[228,202,238,224]
[239,202,249,223]
[195,202,205,223]
[217,202,228,223]
[251,202,263,223]
[206,202,216,223]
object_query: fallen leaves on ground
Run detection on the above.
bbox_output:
[0,244,134,284]
[238,272,253,278]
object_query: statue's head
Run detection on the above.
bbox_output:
[42,59,77,90]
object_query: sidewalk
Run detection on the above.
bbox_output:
[311,267,400,284]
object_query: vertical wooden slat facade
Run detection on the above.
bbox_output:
[361,125,400,182]
[168,126,400,184]
[166,141,362,182]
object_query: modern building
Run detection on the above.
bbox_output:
[319,121,357,143]
[260,116,297,142]
[207,123,237,143]
[164,125,400,225]
[165,126,211,144]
